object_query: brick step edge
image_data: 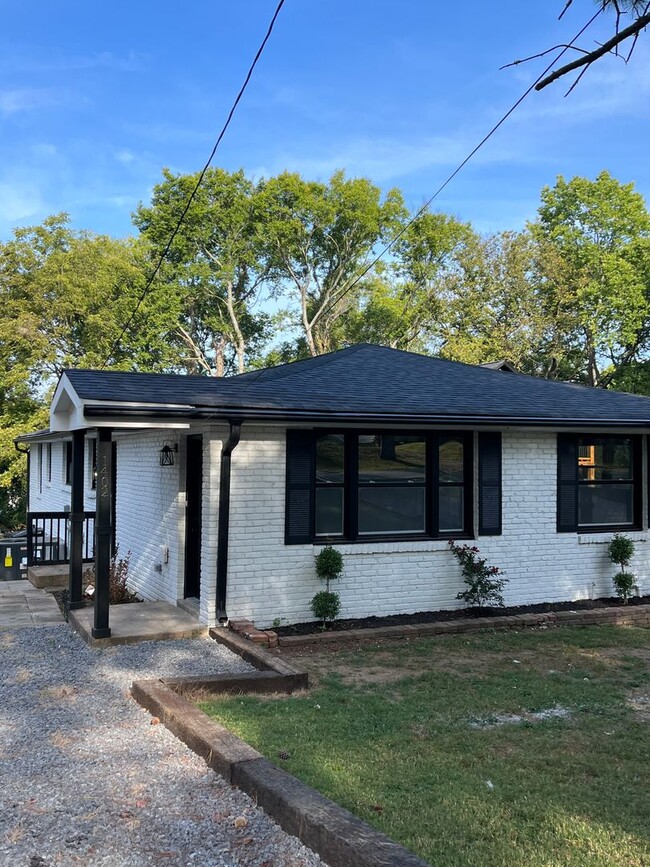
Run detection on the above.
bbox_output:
[228,619,278,648]
[274,604,650,647]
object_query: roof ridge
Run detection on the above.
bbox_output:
[231,343,371,386]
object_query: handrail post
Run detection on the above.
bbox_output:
[68,430,86,610]
[92,428,112,639]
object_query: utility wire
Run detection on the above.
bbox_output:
[100,0,286,369]
[316,5,604,330]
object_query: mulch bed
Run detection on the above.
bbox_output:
[274,595,650,637]
[52,589,141,620]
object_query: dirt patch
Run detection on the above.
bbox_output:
[469,706,571,729]
[278,645,515,686]
[49,730,74,750]
[280,634,650,686]
[40,684,78,702]
[626,689,650,723]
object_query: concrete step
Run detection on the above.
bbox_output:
[27,564,69,590]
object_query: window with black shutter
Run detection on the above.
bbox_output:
[557,434,641,532]
[285,430,314,544]
[478,432,502,536]
[286,429,478,544]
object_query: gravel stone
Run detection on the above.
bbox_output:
[0,625,326,867]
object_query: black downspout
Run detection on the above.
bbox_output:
[216,421,241,622]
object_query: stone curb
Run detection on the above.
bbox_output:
[131,677,429,867]
[274,603,650,647]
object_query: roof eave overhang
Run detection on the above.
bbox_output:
[82,404,650,429]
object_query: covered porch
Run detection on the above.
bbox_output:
[17,418,219,643]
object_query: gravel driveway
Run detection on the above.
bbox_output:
[0,625,325,867]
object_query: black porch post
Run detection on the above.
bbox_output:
[92,427,112,638]
[68,430,86,610]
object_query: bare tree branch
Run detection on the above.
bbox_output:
[559,0,575,20]
[536,11,650,90]
[500,45,590,70]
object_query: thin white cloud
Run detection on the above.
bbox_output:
[0,180,47,222]
[257,128,524,185]
[0,49,146,75]
[0,88,60,115]
[115,149,136,165]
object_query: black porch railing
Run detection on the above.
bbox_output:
[26,511,96,567]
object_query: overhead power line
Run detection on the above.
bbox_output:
[316,5,604,328]
[100,0,286,369]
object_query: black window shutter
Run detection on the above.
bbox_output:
[478,432,502,536]
[285,430,314,544]
[557,433,578,532]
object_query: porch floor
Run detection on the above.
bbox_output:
[69,601,208,647]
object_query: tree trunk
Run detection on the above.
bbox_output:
[225,280,246,374]
[302,288,317,357]
[213,336,225,377]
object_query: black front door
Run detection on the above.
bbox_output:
[184,435,203,599]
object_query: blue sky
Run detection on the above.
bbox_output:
[1,0,649,241]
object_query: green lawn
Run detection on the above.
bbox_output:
[200,626,650,866]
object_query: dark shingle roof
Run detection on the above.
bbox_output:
[64,344,650,424]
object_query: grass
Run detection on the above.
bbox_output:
[199,626,650,866]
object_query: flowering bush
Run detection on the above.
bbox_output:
[449,541,507,608]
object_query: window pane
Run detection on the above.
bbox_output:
[358,487,425,534]
[439,486,464,532]
[315,487,344,535]
[578,438,632,481]
[358,435,426,483]
[439,437,464,483]
[578,483,634,526]
[316,434,345,484]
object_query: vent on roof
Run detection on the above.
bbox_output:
[480,360,518,373]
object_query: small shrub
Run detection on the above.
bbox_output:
[608,534,635,569]
[312,546,344,628]
[612,571,638,605]
[310,590,341,628]
[315,546,343,586]
[83,546,137,605]
[449,541,507,609]
[607,534,637,604]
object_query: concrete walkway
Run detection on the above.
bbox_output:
[0,579,65,628]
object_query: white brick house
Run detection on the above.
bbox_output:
[19,344,650,629]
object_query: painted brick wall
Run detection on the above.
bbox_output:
[114,431,184,604]
[225,428,650,629]
[27,427,650,629]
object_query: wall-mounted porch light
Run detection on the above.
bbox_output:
[159,441,178,467]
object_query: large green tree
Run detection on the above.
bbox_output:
[257,170,405,356]
[134,168,271,375]
[530,171,650,386]
[0,214,178,526]
[342,211,477,353]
